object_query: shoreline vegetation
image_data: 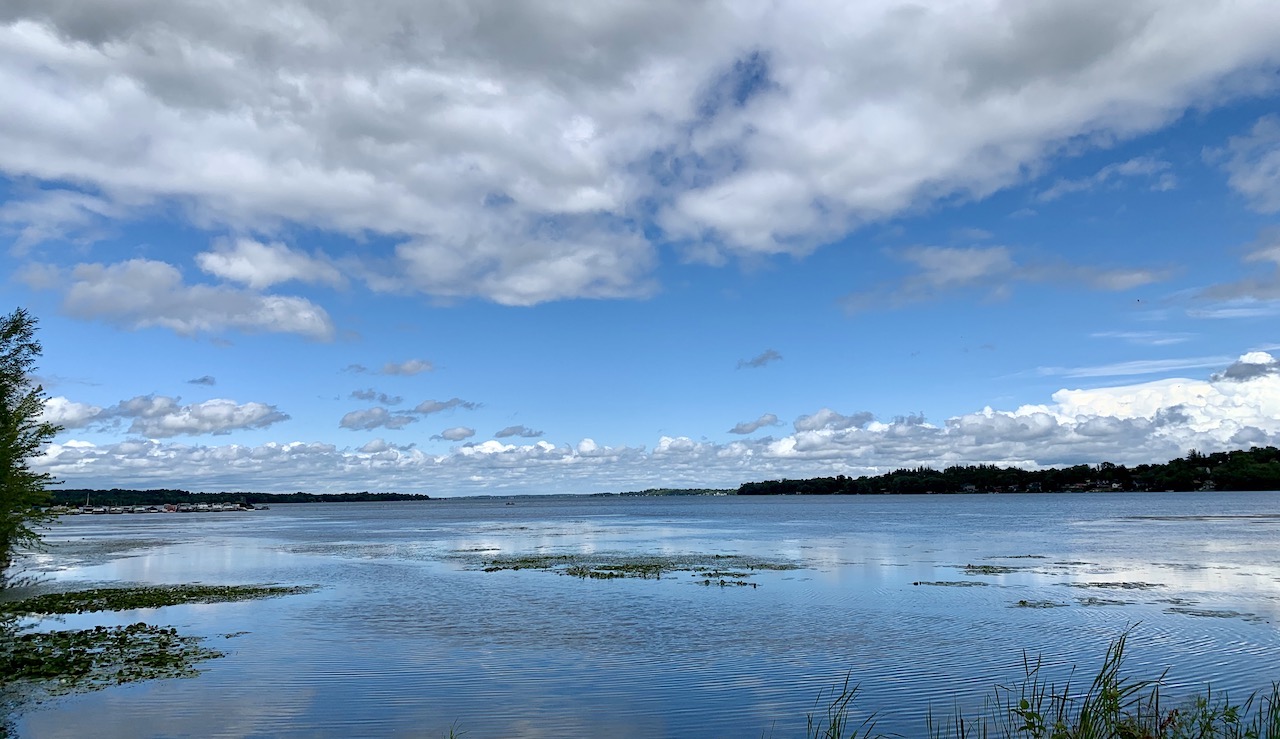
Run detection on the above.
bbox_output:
[803,632,1280,739]
[45,446,1280,508]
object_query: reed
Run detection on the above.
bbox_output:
[812,631,1280,739]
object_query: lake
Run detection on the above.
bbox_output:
[8,492,1280,738]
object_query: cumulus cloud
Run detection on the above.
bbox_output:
[351,389,403,406]
[414,398,479,415]
[433,426,476,442]
[794,408,874,432]
[357,438,415,454]
[1211,351,1280,382]
[43,394,289,437]
[187,375,217,386]
[495,425,544,438]
[195,237,345,290]
[21,259,335,340]
[4,2,1279,303]
[30,350,1280,494]
[339,407,416,431]
[729,413,780,434]
[40,397,103,428]
[843,246,1168,312]
[737,349,782,369]
[382,360,434,376]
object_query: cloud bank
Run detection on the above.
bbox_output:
[38,352,1280,495]
[5,1,1280,307]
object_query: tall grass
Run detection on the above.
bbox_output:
[811,632,1280,739]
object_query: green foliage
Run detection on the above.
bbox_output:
[812,632,1280,738]
[738,446,1280,495]
[0,308,60,577]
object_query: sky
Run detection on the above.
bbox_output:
[4,1,1280,496]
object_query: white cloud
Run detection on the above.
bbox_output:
[1213,115,1280,213]
[350,389,403,406]
[40,396,103,428]
[0,188,131,253]
[1036,356,1233,379]
[434,426,476,442]
[793,408,874,432]
[729,413,780,435]
[381,360,433,376]
[21,259,335,339]
[844,245,1166,312]
[414,398,479,415]
[1196,234,1280,307]
[196,237,344,290]
[494,425,543,439]
[339,407,416,431]
[1037,156,1175,202]
[4,2,1280,302]
[42,393,289,437]
[1092,331,1194,346]
[32,352,1280,494]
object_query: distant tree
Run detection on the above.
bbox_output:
[0,308,60,578]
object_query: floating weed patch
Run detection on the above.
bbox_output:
[962,564,1021,575]
[912,581,988,587]
[478,553,799,585]
[1012,600,1068,609]
[1063,581,1162,590]
[1166,606,1264,622]
[0,584,315,617]
[0,623,224,697]
[695,579,757,588]
[1077,596,1133,607]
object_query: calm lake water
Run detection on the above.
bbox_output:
[8,492,1280,738]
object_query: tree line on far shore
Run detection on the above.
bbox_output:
[737,446,1280,495]
[50,489,432,507]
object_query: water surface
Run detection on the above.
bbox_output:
[10,492,1280,737]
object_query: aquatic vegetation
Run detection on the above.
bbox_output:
[1012,600,1068,609]
[808,632,1280,738]
[0,580,314,730]
[0,623,223,696]
[478,552,799,584]
[912,581,988,587]
[1065,581,1163,590]
[1077,596,1133,607]
[963,564,1021,575]
[1166,606,1263,621]
[694,578,756,588]
[0,584,314,616]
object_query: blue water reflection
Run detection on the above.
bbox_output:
[11,492,1280,738]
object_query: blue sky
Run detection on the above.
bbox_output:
[4,1,1280,495]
